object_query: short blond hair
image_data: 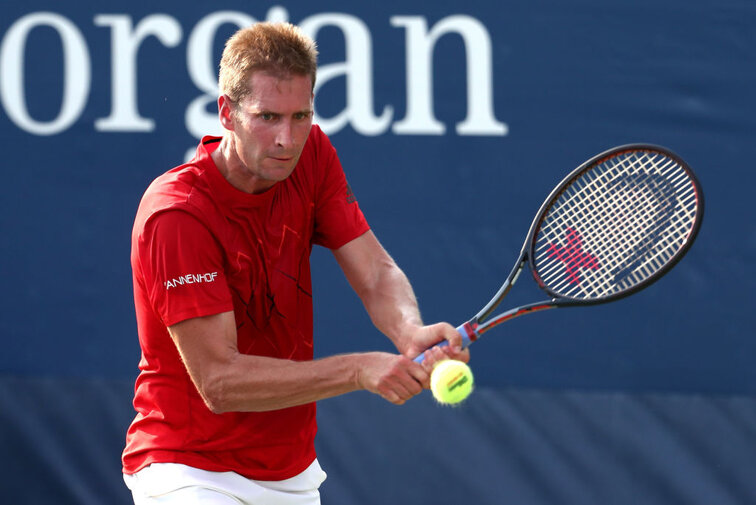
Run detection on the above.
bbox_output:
[219,22,318,105]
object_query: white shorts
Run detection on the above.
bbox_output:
[123,459,327,505]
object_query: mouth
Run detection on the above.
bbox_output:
[270,155,294,162]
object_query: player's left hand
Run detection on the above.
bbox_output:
[403,322,470,370]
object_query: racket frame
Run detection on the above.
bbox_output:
[458,143,704,346]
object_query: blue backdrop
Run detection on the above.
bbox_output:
[1,1,755,503]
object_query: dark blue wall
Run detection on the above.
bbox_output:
[1,1,755,503]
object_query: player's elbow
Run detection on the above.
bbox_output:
[202,392,230,414]
[196,372,235,414]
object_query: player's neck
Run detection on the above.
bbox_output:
[211,136,276,195]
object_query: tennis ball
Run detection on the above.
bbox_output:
[430,360,474,405]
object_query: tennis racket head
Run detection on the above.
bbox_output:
[527,144,704,304]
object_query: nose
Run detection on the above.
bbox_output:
[275,120,294,149]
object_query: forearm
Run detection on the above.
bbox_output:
[169,312,373,413]
[333,231,424,355]
[358,258,424,355]
[338,240,467,361]
[170,308,435,414]
[201,352,367,413]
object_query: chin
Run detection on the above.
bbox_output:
[269,158,299,177]
[266,165,297,182]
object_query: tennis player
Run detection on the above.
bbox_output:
[122,22,468,505]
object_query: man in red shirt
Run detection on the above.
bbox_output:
[123,22,467,504]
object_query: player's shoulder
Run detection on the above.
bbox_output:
[297,124,338,178]
[144,163,205,207]
[134,160,215,234]
[307,123,326,142]
[303,123,336,158]
[143,137,220,204]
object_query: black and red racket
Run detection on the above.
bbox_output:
[416,144,704,362]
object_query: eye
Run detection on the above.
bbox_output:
[260,113,275,121]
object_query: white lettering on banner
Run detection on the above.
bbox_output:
[0,12,90,136]
[391,15,507,136]
[93,14,183,132]
[301,13,393,136]
[0,6,508,141]
[165,271,219,290]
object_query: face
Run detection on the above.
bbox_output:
[221,71,314,193]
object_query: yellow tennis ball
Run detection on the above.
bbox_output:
[430,360,474,405]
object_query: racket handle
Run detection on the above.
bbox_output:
[413,324,473,364]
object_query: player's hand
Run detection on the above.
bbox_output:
[403,322,471,366]
[356,352,429,405]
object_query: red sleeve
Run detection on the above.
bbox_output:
[137,210,233,327]
[311,128,370,249]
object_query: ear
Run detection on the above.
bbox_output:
[218,95,235,131]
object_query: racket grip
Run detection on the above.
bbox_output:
[413,324,473,364]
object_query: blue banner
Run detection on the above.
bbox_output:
[1,1,755,502]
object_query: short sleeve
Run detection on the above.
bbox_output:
[137,210,233,326]
[311,130,370,249]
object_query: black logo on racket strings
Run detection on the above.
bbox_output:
[608,174,677,285]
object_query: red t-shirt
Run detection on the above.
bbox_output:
[123,126,369,480]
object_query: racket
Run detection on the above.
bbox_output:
[416,144,704,363]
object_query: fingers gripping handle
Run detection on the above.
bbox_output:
[413,323,475,363]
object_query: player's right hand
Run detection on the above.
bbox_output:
[355,352,428,405]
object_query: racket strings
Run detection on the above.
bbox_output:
[537,154,660,294]
[566,157,681,294]
[533,150,699,300]
[563,153,691,295]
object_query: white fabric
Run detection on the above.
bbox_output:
[123,459,327,505]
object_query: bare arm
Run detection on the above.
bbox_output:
[169,230,466,414]
[168,310,430,413]
[332,230,469,361]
